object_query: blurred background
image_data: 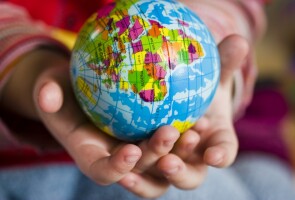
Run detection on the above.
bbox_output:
[254,0,295,169]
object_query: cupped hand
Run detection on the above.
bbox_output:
[155,34,249,191]
[32,50,143,186]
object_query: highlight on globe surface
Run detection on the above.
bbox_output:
[70,0,220,141]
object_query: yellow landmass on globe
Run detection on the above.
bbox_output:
[172,120,195,133]
[102,126,115,137]
[143,77,162,95]
[132,51,146,70]
[76,77,96,105]
[119,29,130,44]
[192,40,205,57]
[111,9,129,22]
[159,27,169,37]
[133,15,150,28]
[119,78,129,91]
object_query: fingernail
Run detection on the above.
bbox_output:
[125,155,140,164]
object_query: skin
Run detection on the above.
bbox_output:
[0,0,265,198]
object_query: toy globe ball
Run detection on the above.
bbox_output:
[70,0,220,141]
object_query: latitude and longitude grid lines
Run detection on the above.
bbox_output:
[75,0,217,134]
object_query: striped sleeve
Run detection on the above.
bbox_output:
[0,3,70,149]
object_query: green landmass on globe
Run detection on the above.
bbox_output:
[70,0,220,141]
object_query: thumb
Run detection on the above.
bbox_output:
[34,65,70,114]
[218,35,249,86]
[38,80,64,113]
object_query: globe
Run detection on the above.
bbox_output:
[70,0,220,141]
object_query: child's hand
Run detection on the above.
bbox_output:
[160,34,249,186]
[1,48,183,198]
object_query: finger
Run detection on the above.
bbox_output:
[87,144,142,185]
[38,81,63,113]
[172,129,200,161]
[218,34,249,87]
[157,154,207,190]
[192,117,210,133]
[134,126,180,173]
[119,173,169,198]
[56,120,142,185]
[203,125,238,168]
